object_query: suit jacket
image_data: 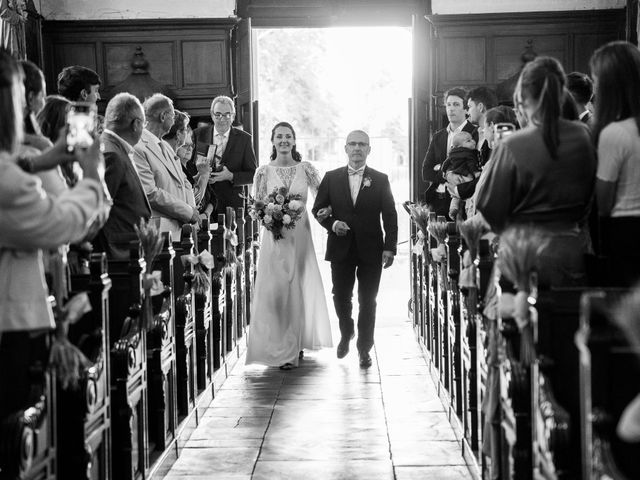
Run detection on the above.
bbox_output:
[94,131,151,259]
[133,128,196,240]
[421,121,478,184]
[312,165,398,264]
[193,125,257,213]
[0,158,104,332]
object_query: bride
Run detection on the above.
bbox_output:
[245,121,333,369]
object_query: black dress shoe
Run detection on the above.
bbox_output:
[336,333,355,359]
[359,351,372,368]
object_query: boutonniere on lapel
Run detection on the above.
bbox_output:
[361,176,372,189]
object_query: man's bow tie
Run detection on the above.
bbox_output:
[348,167,365,176]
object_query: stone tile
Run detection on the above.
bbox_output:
[188,415,270,440]
[166,447,258,476]
[395,465,473,479]
[252,460,394,480]
[258,433,390,461]
[183,437,263,449]
[201,405,274,418]
[391,440,466,466]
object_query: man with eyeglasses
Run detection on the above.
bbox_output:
[312,130,398,368]
[193,95,257,216]
[134,93,199,241]
[94,92,151,260]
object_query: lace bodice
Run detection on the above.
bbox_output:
[253,161,322,204]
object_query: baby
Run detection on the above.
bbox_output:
[442,131,481,220]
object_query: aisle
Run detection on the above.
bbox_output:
[160,250,471,479]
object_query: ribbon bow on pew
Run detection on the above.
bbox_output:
[411,230,425,256]
[142,270,165,296]
[181,249,214,296]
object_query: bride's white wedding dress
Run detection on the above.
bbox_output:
[245,161,333,367]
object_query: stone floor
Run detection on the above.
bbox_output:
[160,250,472,479]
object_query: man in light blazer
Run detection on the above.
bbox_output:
[193,95,257,216]
[94,93,151,259]
[133,93,199,240]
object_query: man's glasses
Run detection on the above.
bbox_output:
[213,112,233,119]
[346,141,369,148]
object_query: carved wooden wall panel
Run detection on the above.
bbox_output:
[42,19,236,118]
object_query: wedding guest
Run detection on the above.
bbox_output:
[133,93,199,240]
[178,126,214,220]
[94,92,151,260]
[422,87,478,218]
[193,95,257,216]
[467,86,498,164]
[476,56,596,288]
[567,71,594,126]
[57,65,101,104]
[590,41,640,286]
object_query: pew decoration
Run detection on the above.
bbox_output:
[407,202,430,256]
[428,218,448,263]
[497,226,548,364]
[223,212,239,275]
[611,286,640,442]
[135,218,166,323]
[49,292,93,390]
[181,249,214,296]
[458,217,485,290]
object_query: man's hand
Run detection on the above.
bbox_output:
[316,206,332,222]
[382,250,395,269]
[190,207,202,227]
[195,155,211,175]
[333,221,350,236]
[209,166,234,184]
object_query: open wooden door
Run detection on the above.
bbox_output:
[410,13,435,201]
[233,17,259,159]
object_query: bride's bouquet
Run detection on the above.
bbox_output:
[247,186,305,240]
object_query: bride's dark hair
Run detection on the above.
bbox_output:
[270,121,302,162]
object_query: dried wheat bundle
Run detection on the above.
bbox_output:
[428,218,448,245]
[497,226,549,293]
[409,203,430,237]
[459,217,485,260]
[134,218,163,273]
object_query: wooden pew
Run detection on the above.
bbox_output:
[210,214,226,372]
[445,221,462,420]
[224,207,238,354]
[194,219,213,391]
[146,233,178,455]
[579,290,640,480]
[57,253,112,480]
[108,239,150,480]
[427,212,440,372]
[172,226,197,419]
[0,325,55,480]
[244,216,258,329]
[235,207,247,341]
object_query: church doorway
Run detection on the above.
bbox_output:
[255,26,413,319]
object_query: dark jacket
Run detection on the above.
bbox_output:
[442,146,481,177]
[94,131,151,260]
[312,165,398,264]
[421,121,478,184]
[193,125,257,214]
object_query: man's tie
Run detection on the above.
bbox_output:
[216,133,228,157]
[348,167,365,176]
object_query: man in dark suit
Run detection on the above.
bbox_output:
[193,95,257,216]
[94,92,151,259]
[312,130,398,368]
[566,72,594,127]
[421,87,478,218]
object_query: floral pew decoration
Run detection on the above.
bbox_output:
[223,208,239,275]
[458,216,487,291]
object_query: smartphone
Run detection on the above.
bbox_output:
[206,144,221,171]
[494,122,516,141]
[66,102,97,153]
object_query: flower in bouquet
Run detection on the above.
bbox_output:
[249,187,304,240]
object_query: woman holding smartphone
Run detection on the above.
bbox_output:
[475,56,596,287]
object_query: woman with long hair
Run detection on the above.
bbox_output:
[590,41,640,286]
[476,56,596,287]
[246,121,333,369]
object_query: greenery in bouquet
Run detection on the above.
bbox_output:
[248,186,305,240]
